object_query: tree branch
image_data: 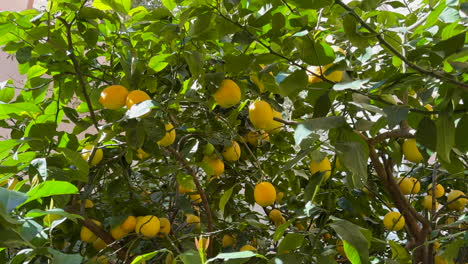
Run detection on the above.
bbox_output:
[334,0,468,91]
[58,18,100,131]
[165,147,214,235]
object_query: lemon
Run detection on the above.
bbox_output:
[78,199,94,208]
[178,184,194,194]
[240,245,256,251]
[43,214,61,227]
[254,182,276,207]
[265,110,282,134]
[308,64,343,83]
[202,155,225,178]
[402,139,423,163]
[111,225,128,240]
[81,145,104,166]
[310,157,331,181]
[126,90,151,109]
[222,141,241,161]
[323,233,332,241]
[447,190,467,211]
[422,195,438,210]
[398,177,420,195]
[135,215,160,238]
[295,223,306,230]
[244,131,269,147]
[383,212,405,231]
[99,85,129,110]
[434,256,447,264]
[276,192,284,204]
[157,123,176,147]
[249,100,273,129]
[424,104,433,111]
[222,234,235,247]
[158,217,171,237]
[275,216,286,227]
[427,184,445,198]
[80,219,102,243]
[213,79,241,108]
[190,193,202,204]
[186,214,201,229]
[121,216,137,232]
[92,238,107,251]
[268,209,282,224]
[336,240,346,256]
[433,241,441,251]
[335,158,343,170]
[136,148,150,159]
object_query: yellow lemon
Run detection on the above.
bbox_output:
[135,215,160,238]
[310,157,331,181]
[336,240,346,256]
[222,141,241,161]
[190,193,202,204]
[92,238,107,251]
[240,245,256,251]
[158,217,171,237]
[202,155,225,178]
[157,123,176,147]
[78,199,94,208]
[295,223,306,231]
[422,195,438,210]
[80,219,102,243]
[244,131,269,147]
[265,110,282,134]
[249,100,273,129]
[126,90,150,109]
[254,182,276,207]
[111,225,128,240]
[447,190,467,211]
[250,72,266,93]
[433,241,441,251]
[99,85,129,110]
[213,79,241,108]
[81,145,104,166]
[434,255,447,264]
[276,192,284,204]
[402,139,423,163]
[43,214,61,227]
[136,148,150,159]
[222,234,235,247]
[178,184,194,194]
[186,214,201,230]
[268,209,282,224]
[275,216,286,227]
[121,216,137,233]
[308,64,343,83]
[323,233,332,241]
[427,184,445,198]
[383,212,405,231]
[399,177,420,195]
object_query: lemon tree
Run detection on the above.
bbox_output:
[0,0,466,264]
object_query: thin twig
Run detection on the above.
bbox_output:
[334,0,468,91]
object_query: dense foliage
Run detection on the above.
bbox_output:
[0,0,467,263]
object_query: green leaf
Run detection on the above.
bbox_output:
[125,100,159,119]
[93,0,131,14]
[333,79,369,91]
[278,70,308,97]
[30,158,47,180]
[277,145,318,176]
[335,141,368,189]
[416,117,437,151]
[161,0,176,11]
[0,81,14,103]
[25,208,83,221]
[207,251,267,263]
[294,116,346,145]
[61,148,89,182]
[48,248,83,264]
[388,240,411,264]
[0,103,41,120]
[131,249,169,264]
[27,65,48,79]
[219,186,234,215]
[296,38,334,66]
[288,0,332,9]
[383,105,409,128]
[273,219,294,242]
[455,114,468,152]
[436,114,455,163]
[278,233,305,253]
[0,226,28,248]
[184,51,204,77]
[224,54,253,74]
[330,218,370,263]
[343,240,361,264]
[313,92,331,118]
[180,250,202,264]
[21,181,78,207]
[0,188,28,213]
[148,54,171,72]
[432,33,465,57]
